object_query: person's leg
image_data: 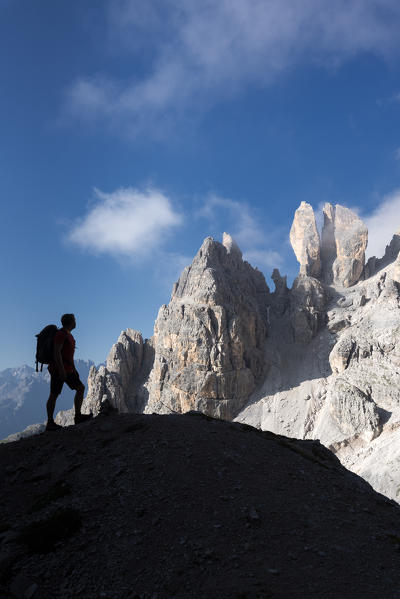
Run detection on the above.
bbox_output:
[46,373,63,430]
[74,382,92,424]
[66,372,92,424]
[73,382,85,417]
[46,392,59,423]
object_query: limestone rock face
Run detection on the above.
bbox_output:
[393,250,400,283]
[144,235,270,419]
[321,203,368,287]
[84,329,154,416]
[289,202,321,278]
[290,275,325,343]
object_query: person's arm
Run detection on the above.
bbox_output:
[53,338,66,380]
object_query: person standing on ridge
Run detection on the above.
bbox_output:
[46,313,91,431]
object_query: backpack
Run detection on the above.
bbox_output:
[35,325,58,372]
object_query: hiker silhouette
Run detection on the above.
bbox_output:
[46,314,91,431]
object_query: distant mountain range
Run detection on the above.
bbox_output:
[0,359,94,439]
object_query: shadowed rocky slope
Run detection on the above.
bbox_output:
[2,413,400,598]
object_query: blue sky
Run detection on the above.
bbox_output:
[2,0,400,370]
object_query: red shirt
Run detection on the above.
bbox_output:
[48,328,76,374]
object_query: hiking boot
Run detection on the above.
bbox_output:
[74,413,93,425]
[46,421,63,431]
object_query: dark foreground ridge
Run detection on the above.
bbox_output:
[1,413,400,599]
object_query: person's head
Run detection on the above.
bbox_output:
[61,313,76,331]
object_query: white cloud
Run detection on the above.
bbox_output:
[67,187,183,258]
[364,190,400,259]
[65,0,400,135]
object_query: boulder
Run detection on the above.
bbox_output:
[329,335,356,374]
[328,379,380,442]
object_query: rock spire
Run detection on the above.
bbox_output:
[289,202,321,278]
[321,203,368,287]
[290,201,368,287]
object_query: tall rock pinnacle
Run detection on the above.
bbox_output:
[289,202,321,278]
[321,203,368,287]
[290,201,368,287]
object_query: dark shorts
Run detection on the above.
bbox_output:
[50,370,84,396]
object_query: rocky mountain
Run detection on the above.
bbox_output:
[0,360,94,439]
[82,201,400,504]
[2,412,400,598]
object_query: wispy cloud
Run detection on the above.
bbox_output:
[395,148,400,161]
[364,190,400,259]
[67,187,183,258]
[197,194,264,247]
[197,193,289,275]
[65,0,400,136]
[153,251,193,295]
